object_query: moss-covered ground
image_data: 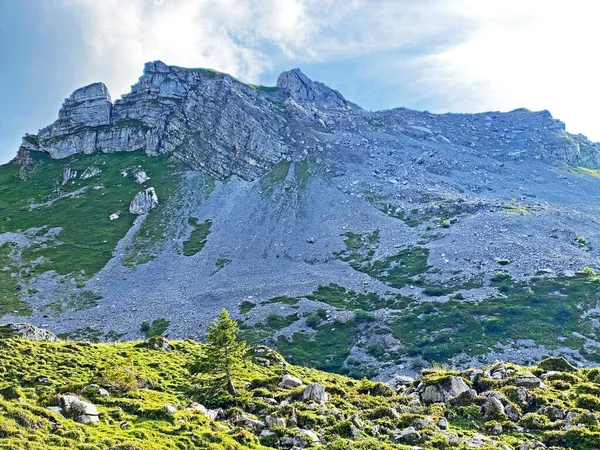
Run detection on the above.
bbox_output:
[249,246,600,372]
[3,334,600,449]
[182,219,212,256]
[0,150,180,315]
[0,150,178,278]
[0,149,182,317]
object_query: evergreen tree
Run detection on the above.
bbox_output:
[197,309,247,396]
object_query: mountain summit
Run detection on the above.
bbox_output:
[3,62,600,380]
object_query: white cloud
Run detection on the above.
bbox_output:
[64,0,468,95]
[64,0,600,140]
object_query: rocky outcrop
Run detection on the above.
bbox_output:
[62,167,77,184]
[0,323,59,342]
[57,395,100,423]
[36,83,113,159]
[24,61,299,180]
[419,376,470,403]
[276,68,356,111]
[278,374,303,389]
[303,383,328,403]
[129,187,158,215]
[18,60,600,184]
[81,166,101,179]
[133,168,150,184]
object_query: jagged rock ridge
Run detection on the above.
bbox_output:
[22,61,600,180]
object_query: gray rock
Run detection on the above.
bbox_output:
[81,166,101,179]
[294,429,320,447]
[266,415,286,428]
[279,374,303,389]
[187,402,223,420]
[394,426,421,444]
[57,395,100,423]
[129,187,159,215]
[505,403,521,422]
[483,397,506,420]
[537,405,565,421]
[163,404,177,417]
[512,375,542,389]
[1,324,59,342]
[76,414,100,424]
[62,167,77,184]
[303,383,328,404]
[449,389,479,406]
[465,433,493,447]
[133,169,150,184]
[276,68,356,111]
[516,387,531,403]
[29,62,293,180]
[241,415,265,430]
[420,376,470,403]
[47,406,63,415]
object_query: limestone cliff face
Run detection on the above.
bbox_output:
[24,62,300,180]
[19,60,600,180]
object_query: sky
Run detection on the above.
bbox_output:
[0,0,599,164]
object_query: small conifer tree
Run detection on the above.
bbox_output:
[199,309,247,396]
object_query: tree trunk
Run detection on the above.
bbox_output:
[227,378,237,396]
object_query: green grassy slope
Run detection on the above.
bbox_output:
[0,150,179,315]
[0,149,178,278]
[2,332,600,449]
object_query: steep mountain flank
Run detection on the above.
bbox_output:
[3,62,600,380]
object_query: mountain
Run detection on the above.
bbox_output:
[2,61,600,380]
[2,325,600,449]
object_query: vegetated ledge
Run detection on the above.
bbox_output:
[1,325,600,449]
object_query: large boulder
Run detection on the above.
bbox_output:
[57,395,99,423]
[0,323,59,342]
[293,429,320,447]
[129,187,159,215]
[81,166,101,179]
[483,397,506,420]
[279,374,303,389]
[266,415,286,428]
[511,374,543,389]
[420,376,470,403]
[303,383,328,404]
[133,168,150,184]
[394,426,421,444]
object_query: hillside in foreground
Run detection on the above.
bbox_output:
[1,325,600,449]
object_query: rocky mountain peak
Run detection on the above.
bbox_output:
[276,67,356,110]
[143,60,171,75]
[68,82,112,103]
[15,61,600,181]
